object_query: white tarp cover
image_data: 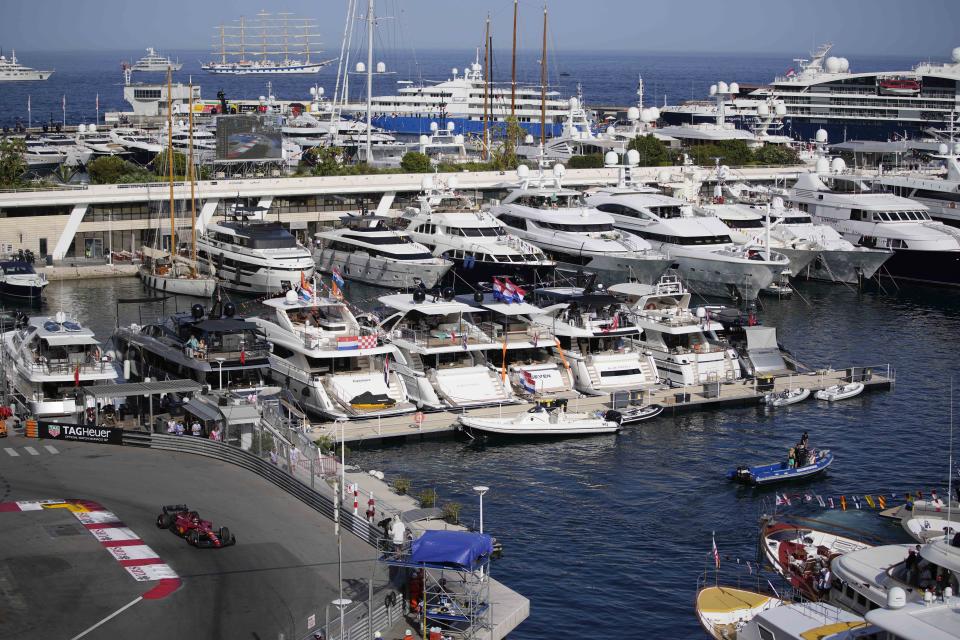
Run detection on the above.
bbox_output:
[744,327,778,350]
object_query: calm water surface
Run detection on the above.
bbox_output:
[25,275,959,638]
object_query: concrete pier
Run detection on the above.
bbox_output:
[313,366,894,445]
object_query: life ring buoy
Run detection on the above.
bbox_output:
[644,302,657,310]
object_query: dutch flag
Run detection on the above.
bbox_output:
[331,266,345,289]
[520,369,537,393]
[492,278,506,301]
[337,336,360,350]
[505,278,526,302]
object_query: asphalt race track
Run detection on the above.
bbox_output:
[0,435,379,640]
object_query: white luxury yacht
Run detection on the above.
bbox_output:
[609,277,741,385]
[37,133,94,167]
[585,159,790,301]
[790,159,960,286]
[873,143,960,226]
[376,291,519,410]
[110,127,163,164]
[252,290,413,420]
[197,203,315,294]
[527,285,660,396]
[130,47,182,72]
[75,124,128,157]
[21,139,67,171]
[313,215,453,289]
[2,312,118,417]
[490,164,673,287]
[402,177,556,289]
[0,50,52,81]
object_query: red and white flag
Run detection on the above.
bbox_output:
[711,531,720,569]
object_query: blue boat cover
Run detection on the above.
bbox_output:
[410,531,494,570]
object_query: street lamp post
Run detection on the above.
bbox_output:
[332,597,352,640]
[473,485,490,534]
[214,357,225,389]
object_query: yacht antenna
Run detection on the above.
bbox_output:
[166,67,176,259]
[482,14,491,161]
[510,0,518,118]
[539,3,548,147]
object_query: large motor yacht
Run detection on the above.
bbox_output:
[130,47,182,72]
[873,145,960,227]
[0,50,52,81]
[609,278,741,386]
[527,286,660,396]
[2,312,117,417]
[789,162,960,286]
[376,291,520,410]
[197,203,315,294]
[114,301,271,391]
[401,178,556,289]
[251,290,413,420]
[585,163,790,301]
[313,215,452,289]
[490,164,673,287]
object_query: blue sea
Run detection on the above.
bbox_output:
[0,48,925,128]
[4,49,955,639]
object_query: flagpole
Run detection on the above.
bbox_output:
[62,95,66,127]
[27,95,31,129]
[96,93,100,126]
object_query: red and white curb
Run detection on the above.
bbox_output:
[0,499,181,599]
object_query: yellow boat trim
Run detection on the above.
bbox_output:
[697,586,771,613]
[799,621,868,640]
[352,403,394,410]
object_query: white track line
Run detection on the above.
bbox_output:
[43,445,59,454]
[4,448,18,457]
[23,446,39,456]
[68,596,142,640]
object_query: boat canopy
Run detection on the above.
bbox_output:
[43,335,100,347]
[409,530,494,570]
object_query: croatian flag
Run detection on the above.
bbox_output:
[504,278,526,302]
[337,336,360,350]
[331,267,345,289]
[520,369,537,393]
[492,278,507,301]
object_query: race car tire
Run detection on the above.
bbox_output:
[220,527,231,545]
[188,530,200,546]
[156,514,172,529]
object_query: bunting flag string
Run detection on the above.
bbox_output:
[768,488,954,512]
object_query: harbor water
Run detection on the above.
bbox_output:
[19,275,958,638]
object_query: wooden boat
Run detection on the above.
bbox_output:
[761,520,871,601]
[618,404,663,425]
[728,449,833,485]
[814,381,864,402]
[695,585,783,640]
[458,401,621,437]
[764,387,810,407]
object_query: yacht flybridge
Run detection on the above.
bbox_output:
[376,291,520,410]
[490,164,673,287]
[402,178,556,288]
[585,160,790,301]
[609,278,741,386]
[252,290,413,420]
[2,313,117,417]
[314,215,452,290]
[790,161,960,286]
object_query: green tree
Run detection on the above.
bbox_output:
[307,145,346,177]
[0,138,27,187]
[87,155,132,184]
[688,140,754,167]
[567,153,605,169]
[489,116,522,171]
[753,144,800,166]
[151,149,189,178]
[400,151,432,173]
[627,134,670,166]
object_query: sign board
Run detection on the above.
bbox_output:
[307,614,316,630]
[216,114,283,162]
[38,421,123,445]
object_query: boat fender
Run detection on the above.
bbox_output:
[604,410,622,425]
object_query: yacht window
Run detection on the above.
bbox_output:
[341,233,413,245]
[851,209,866,221]
[497,214,527,229]
[650,205,683,219]
[757,625,774,640]
[536,221,615,233]
[890,239,909,249]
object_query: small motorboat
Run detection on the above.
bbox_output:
[618,404,663,425]
[458,400,621,437]
[761,519,871,601]
[348,390,397,410]
[764,387,810,407]
[814,381,864,402]
[695,585,783,640]
[728,449,833,485]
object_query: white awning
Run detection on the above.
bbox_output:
[745,326,778,350]
[43,335,100,347]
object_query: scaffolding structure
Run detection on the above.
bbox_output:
[377,536,492,640]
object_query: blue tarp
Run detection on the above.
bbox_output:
[409,531,494,570]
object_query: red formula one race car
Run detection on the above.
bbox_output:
[156,504,237,548]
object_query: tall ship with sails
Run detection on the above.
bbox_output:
[202,11,334,75]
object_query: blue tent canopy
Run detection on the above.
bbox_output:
[410,531,494,570]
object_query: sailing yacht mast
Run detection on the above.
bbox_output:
[510,0,518,118]
[166,67,175,256]
[188,81,197,266]
[539,4,548,146]
[482,15,490,161]
[365,0,374,162]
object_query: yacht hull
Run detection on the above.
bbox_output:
[776,247,818,276]
[448,258,554,291]
[553,254,674,287]
[668,254,784,302]
[0,279,47,302]
[314,249,452,290]
[802,248,892,284]
[878,248,960,286]
[139,270,217,298]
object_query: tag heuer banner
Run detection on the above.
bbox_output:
[39,421,123,445]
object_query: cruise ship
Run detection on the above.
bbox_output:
[0,50,52,81]
[341,57,570,137]
[129,48,182,72]
[749,43,960,142]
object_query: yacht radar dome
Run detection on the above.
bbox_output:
[376,62,386,73]
[285,290,298,305]
[356,62,366,73]
[430,121,439,132]
[729,82,739,93]
[626,149,640,166]
[524,134,534,144]
[451,67,458,76]
[939,143,950,155]
[604,151,619,166]
[516,164,530,179]
[831,157,847,173]
[838,57,850,72]
[887,587,906,609]
[648,107,660,120]
[447,121,455,131]
[953,47,960,63]
[825,56,841,73]
[627,106,640,121]
[420,135,430,145]
[553,163,566,178]
[757,103,770,116]
[775,103,787,116]
[78,124,87,133]
[717,81,729,93]
[568,97,579,109]
[954,142,960,155]
[815,128,829,143]
[709,84,718,96]
[815,158,830,174]
[772,196,785,209]
[90,124,97,132]
[606,126,616,135]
